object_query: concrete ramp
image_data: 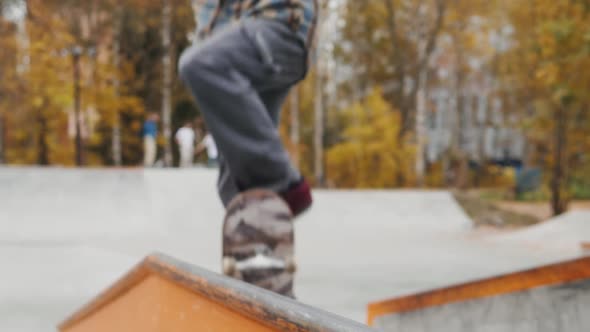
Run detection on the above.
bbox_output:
[490,211,590,256]
[58,253,374,332]
[1,167,480,325]
[367,257,590,331]
[7,167,558,328]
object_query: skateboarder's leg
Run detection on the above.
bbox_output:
[179,19,304,201]
[260,88,290,126]
[259,87,303,180]
[215,87,304,208]
[217,154,239,207]
[216,87,292,207]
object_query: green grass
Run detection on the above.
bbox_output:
[570,182,590,199]
[477,188,512,202]
[453,191,541,228]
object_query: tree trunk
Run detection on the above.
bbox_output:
[111,107,122,166]
[72,50,84,166]
[314,71,324,186]
[383,0,406,116]
[313,2,326,186]
[161,0,173,167]
[0,114,4,164]
[551,104,568,216]
[472,88,488,187]
[289,85,300,166]
[455,90,471,189]
[112,5,123,166]
[415,63,428,187]
[37,107,49,165]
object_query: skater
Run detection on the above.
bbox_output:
[179,0,317,216]
[142,112,159,167]
[175,121,196,168]
[195,131,219,167]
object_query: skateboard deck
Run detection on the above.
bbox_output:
[222,189,296,298]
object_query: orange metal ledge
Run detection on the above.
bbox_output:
[59,253,374,332]
[367,256,590,326]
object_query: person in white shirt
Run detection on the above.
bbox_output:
[175,122,196,168]
[195,132,218,167]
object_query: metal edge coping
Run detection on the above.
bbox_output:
[366,256,590,325]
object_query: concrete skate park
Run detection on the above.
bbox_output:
[1,167,588,331]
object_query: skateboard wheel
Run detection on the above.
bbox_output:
[285,256,297,273]
[223,257,237,276]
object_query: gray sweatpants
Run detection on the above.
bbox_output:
[179,19,306,206]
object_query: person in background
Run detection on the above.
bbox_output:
[142,112,159,167]
[175,121,196,168]
[195,131,218,168]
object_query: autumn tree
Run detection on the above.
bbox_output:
[500,0,590,215]
[0,1,75,165]
[335,0,448,185]
[0,14,17,164]
[326,89,415,188]
[0,0,195,166]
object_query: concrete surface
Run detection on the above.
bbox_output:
[490,210,590,255]
[373,278,590,332]
[0,167,587,331]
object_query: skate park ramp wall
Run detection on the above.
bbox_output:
[489,210,590,255]
[0,166,479,328]
[367,256,590,332]
[58,253,375,332]
[0,167,223,241]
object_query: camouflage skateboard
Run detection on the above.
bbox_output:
[222,189,296,298]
